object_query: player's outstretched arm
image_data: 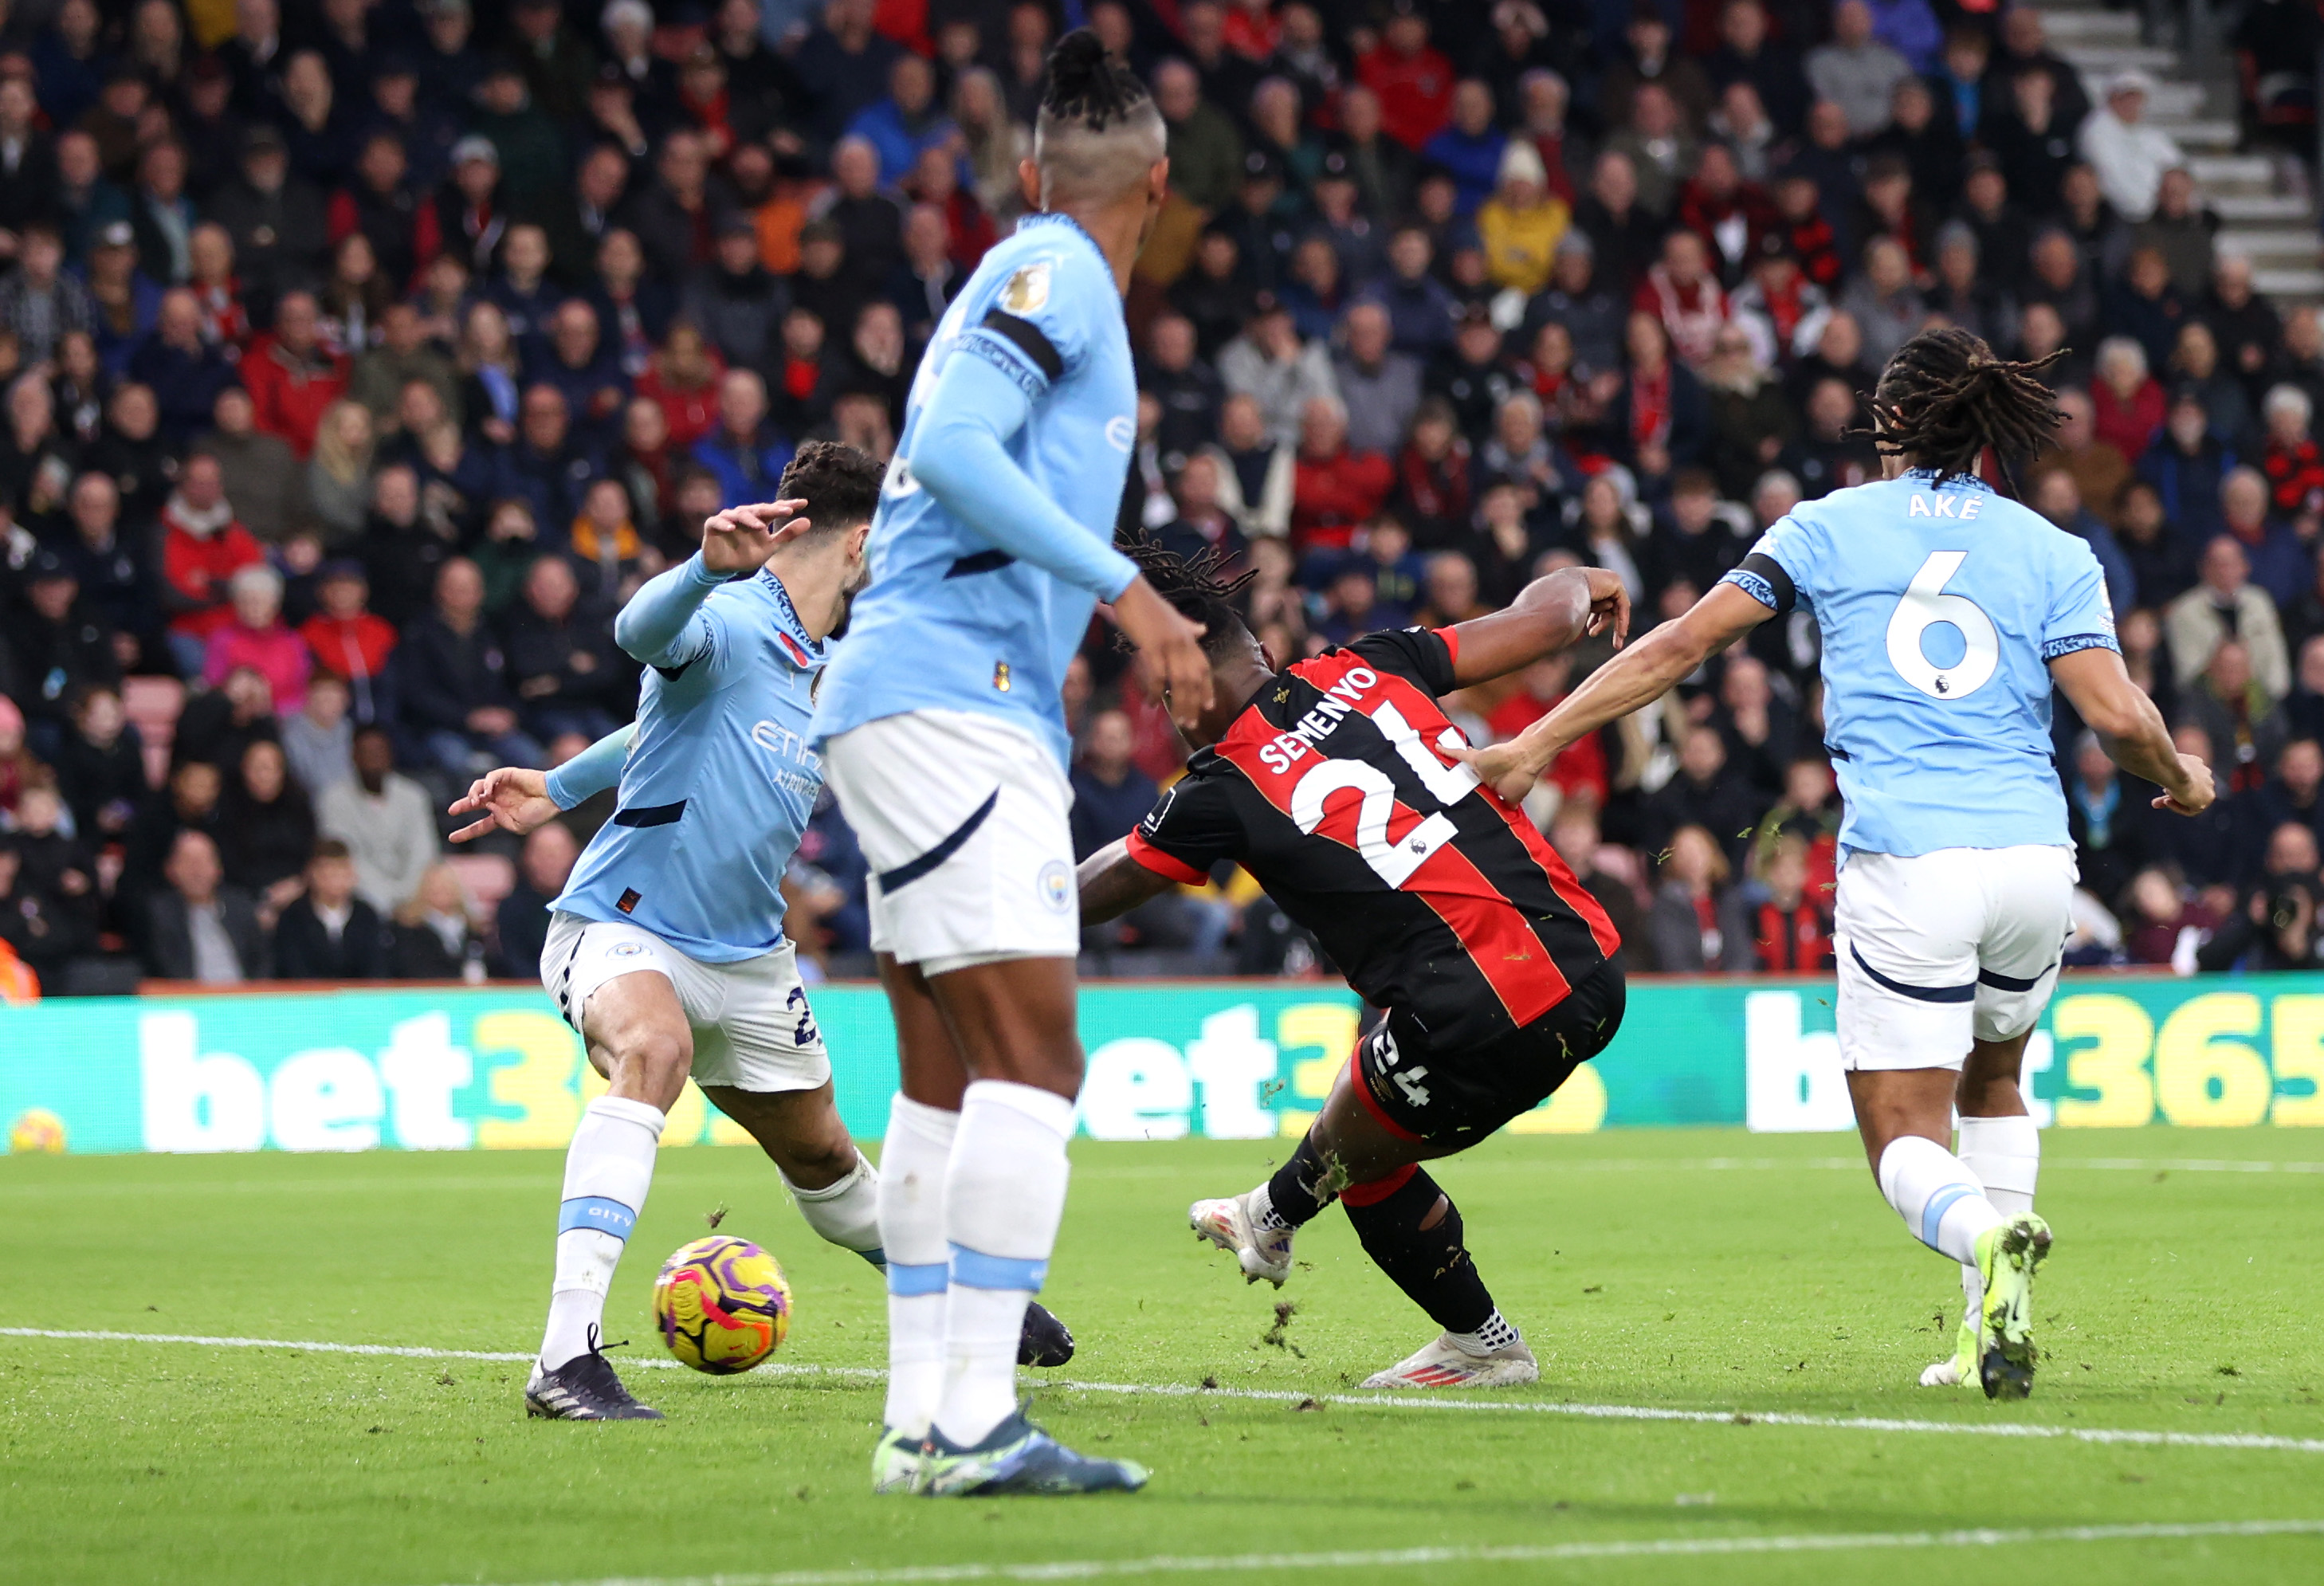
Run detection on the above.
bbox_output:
[1453,581,1772,803]
[1075,838,1178,924]
[448,725,634,841]
[1443,566,1631,686]
[613,500,808,665]
[2048,646,2215,815]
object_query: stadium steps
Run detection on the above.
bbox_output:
[2039,0,2324,305]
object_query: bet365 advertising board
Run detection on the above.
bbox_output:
[3,976,2321,1154]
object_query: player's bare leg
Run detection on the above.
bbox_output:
[1192,1059,1535,1389]
[1919,1032,2041,1386]
[702,1082,885,1272]
[1851,1065,2050,1400]
[528,970,693,1421]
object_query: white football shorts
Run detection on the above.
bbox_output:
[820,708,1079,973]
[1834,844,2077,1072]
[540,911,831,1093]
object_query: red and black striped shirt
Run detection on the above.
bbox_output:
[1125,627,1619,1050]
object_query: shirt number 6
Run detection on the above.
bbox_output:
[1886,550,1999,701]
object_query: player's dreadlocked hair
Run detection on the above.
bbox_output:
[1115,530,1256,658]
[1857,326,2067,498]
[1033,31,1164,201]
[1039,29,1152,132]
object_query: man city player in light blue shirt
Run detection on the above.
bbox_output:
[449,444,1069,1421]
[1468,329,2213,1401]
[811,34,1210,1498]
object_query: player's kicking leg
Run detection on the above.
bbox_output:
[1194,968,1624,1390]
[1839,848,2065,1401]
[1201,1060,1537,1390]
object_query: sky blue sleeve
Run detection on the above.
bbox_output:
[2041,536,2121,661]
[613,555,727,668]
[544,724,634,811]
[1720,512,1818,615]
[908,349,1140,601]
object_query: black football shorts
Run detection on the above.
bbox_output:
[1355,961,1627,1143]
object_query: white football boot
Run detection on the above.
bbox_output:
[1919,1302,1979,1388]
[1360,1333,1539,1390]
[1188,1189,1294,1286]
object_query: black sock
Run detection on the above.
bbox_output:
[1261,1133,1335,1228]
[1341,1167,1495,1335]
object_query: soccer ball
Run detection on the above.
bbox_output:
[651,1235,792,1373]
[8,1108,66,1154]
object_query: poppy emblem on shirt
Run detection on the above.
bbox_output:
[775,630,812,667]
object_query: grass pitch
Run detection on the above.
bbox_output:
[4,1125,2323,1585]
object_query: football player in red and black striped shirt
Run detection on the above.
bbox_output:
[1078,538,1630,1389]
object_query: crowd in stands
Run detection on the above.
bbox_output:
[2,0,2323,995]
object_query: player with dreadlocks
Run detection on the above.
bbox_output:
[1079,540,1632,1388]
[1461,327,2213,1398]
[811,31,1207,1497]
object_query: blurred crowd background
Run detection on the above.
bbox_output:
[0,0,2320,996]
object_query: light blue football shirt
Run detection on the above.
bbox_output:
[552,559,826,962]
[1719,470,2118,858]
[811,212,1140,768]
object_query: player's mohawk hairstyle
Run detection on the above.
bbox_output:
[1855,326,2067,499]
[1038,29,1152,132]
[1116,530,1255,657]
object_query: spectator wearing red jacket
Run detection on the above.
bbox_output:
[1749,834,1835,973]
[204,563,312,714]
[1356,6,1456,151]
[240,291,351,457]
[299,560,399,695]
[159,453,265,675]
[2091,336,2167,465]
[2260,383,2324,519]
[1290,395,1395,552]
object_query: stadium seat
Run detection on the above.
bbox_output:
[121,677,186,791]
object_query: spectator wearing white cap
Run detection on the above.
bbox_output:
[1477,139,1568,296]
[2079,69,2182,222]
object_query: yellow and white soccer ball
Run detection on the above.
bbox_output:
[8,1108,66,1154]
[651,1235,792,1373]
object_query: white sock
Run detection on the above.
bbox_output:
[540,1095,665,1368]
[1877,1135,2003,1266]
[877,1094,957,1439]
[934,1079,1074,1449]
[785,1151,883,1262]
[1447,1309,1521,1357]
[1955,1113,2039,1315]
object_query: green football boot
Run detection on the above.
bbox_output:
[920,1410,1149,1497]
[1975,1212,2053,1401]
[870,1425,924,1495]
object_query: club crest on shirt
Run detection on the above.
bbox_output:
[1038,859,1072,913]
[1001,261,1051,315]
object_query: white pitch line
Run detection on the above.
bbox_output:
[455,1520,2324,1586]
[7,1327,2324,1456]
